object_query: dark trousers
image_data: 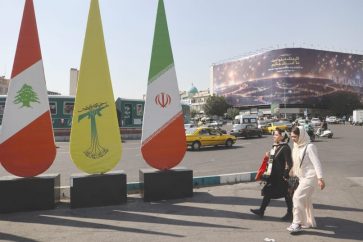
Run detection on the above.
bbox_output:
[260,194,293,213]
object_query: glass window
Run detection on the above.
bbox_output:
[209,129,218,135]
[136,104,143,116]
[49,102,57,115]
[63,102,74,115]
[0,102,5,115]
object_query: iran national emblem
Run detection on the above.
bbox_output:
[155,92,171,108]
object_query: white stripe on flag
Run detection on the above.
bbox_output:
[141,65,182,143]
[0,60,49,143]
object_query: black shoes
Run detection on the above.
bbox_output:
[281,212,293,221]
[250,209,264,218]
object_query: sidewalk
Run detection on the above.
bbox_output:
[1,181,362,242]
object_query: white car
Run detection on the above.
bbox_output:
[326,116,337,124]
[184,123,195,130]
[310,118,321,127]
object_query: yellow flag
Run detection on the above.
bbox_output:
[70,0,122,174]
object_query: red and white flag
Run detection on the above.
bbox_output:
[0,0,56,177]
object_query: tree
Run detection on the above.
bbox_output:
[78,102,109,159]
[13,84,40,108]
[203,95,231,117]
[320,92,363,116]
[226,107,240,120]
[190,109,198,118]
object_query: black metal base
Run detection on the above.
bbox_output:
[70,171,127,209]
[0,173,60,213]
[139,167,193,202]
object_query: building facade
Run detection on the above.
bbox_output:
[0,76,9,95]
[180,85,211,114]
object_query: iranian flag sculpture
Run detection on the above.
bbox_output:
[141,0,186,170]
[0,0,56,177]
[70,0,122,174]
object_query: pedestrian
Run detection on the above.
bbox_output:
[287,126,326,234]
[251,128,293,221]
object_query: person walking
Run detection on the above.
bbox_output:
[251,128,293,221]
[287,126,326,233]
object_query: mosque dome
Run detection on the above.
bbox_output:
[188,85,198,95]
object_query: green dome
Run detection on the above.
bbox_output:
[188,85,198,95]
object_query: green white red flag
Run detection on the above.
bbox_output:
[141,0,186,170]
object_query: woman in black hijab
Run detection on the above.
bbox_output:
[251,128,293,221]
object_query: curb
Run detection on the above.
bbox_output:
[60,171,257,198]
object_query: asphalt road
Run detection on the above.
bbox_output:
[1,124,362,187]
[1,124,363,242]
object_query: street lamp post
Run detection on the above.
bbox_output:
[284,88,292,119]
[284,88,287,119]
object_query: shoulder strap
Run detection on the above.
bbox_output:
[300,144,309,168]
[273,144,285,159]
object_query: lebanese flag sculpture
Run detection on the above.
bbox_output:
[0,0,56,177]
[69,0,122,174]
[141,0,186,170]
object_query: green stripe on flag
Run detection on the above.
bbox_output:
[148,0,174,83]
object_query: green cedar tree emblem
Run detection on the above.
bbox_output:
[78,102,109,159]
[13,84,40,108]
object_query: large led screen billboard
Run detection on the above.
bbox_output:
[212,48,363,107]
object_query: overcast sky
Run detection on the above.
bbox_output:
[0,0,362,99]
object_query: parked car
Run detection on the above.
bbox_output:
[230,124,263,138]
[186,127,236,151]
[184,123,195,130]
[262,122,288,134]
[275,120,293,131]
[326,116,337,124]
[297,118,308,126]
[310,118,321,127]
[257,120,269,129]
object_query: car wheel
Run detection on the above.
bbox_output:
[192,141,201,151]
[225,139,233,147]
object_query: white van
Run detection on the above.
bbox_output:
[233,114,258,126]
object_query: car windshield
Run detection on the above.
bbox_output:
[186,128,198,134]
[280,120,292,125]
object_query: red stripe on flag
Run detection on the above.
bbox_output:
[0,111,56,177]
[11,0,42,78]
[141,113,186,170]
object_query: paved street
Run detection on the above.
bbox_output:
[0,124,363,241]
[1,124,362,186]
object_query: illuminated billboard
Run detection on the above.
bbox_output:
[212,48,363,107]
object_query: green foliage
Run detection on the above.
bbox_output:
[226,107,240,120]
[320,92,363,116]
[203,95,231,117]
[190,109,198,118]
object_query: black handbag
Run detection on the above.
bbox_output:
[288,145,309,192]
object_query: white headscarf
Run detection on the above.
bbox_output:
[292,126,310,177]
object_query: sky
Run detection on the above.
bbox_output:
[0,0,363,99]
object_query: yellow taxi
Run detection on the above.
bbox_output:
[186,127,237,151]
[262,122,288,134]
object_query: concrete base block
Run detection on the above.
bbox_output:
[0,174,60,213]
[70,171,127,209]
[140,167,193,202]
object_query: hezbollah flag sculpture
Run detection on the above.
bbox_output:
[141,0,186,170]
[0,0,56,177]
[70,0,122,174]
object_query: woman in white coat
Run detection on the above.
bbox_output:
[287,126,326,233]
